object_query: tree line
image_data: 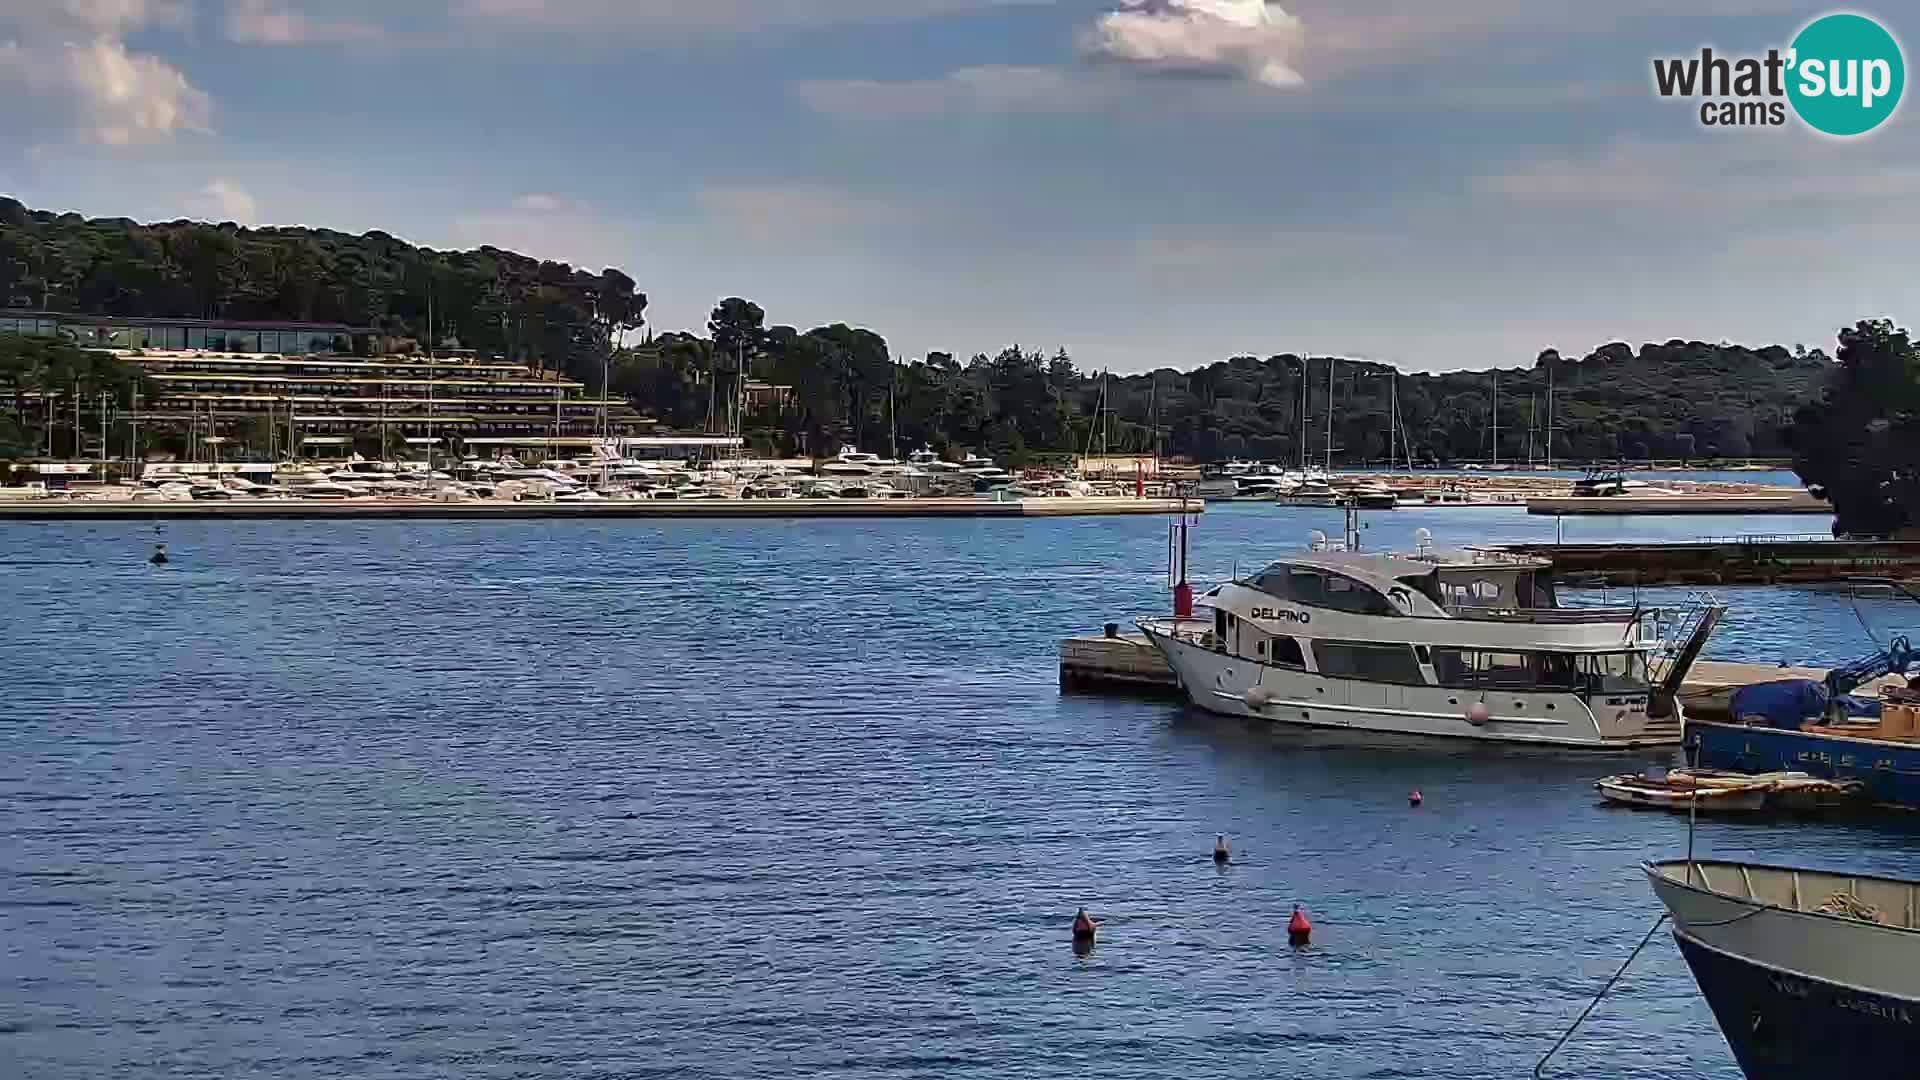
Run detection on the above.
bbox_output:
[8,200,1910,536]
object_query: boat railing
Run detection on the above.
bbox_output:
[1444,604,1641,624]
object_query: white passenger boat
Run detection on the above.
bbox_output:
[1647,859,1920,1079]
[1139,538,1723,748]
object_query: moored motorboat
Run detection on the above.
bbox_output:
[1647,858,1920,1079]
[1139,536,1724,749]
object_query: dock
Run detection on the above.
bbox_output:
[1526,491,1831,515]
[1059,632,1898,722]
[1503,538,1920,587]
[0,496,1203,522]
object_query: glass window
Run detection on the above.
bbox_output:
[1272,636,1305,668]
[1287,568,1323,606]
[1579,652,1648,693]
[1316,641,1425,683]
[1433,649,1536,688]
[188,328,209,349]
[1322,573,1397,616]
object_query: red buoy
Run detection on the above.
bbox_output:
[1287,904,1311,947]
[1072,908,1098,943]
[1409,789,1423,807]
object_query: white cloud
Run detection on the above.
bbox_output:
[453,0,1053,34]
[696,183,909,241]
[797,65,1113,117]
[510,192,571,212]
[1089,0,1304,88]
[0,0,209,147]
[190,178,258,223]
[222,1,384,45]
[1476,137,1920,212]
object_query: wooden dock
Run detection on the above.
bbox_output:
[1059,631,1894,722]
[0,496,1202,522]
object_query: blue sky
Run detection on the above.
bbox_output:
[1,0,1915,372]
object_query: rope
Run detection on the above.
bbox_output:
[1815,892,1881,922]
[1533,913,1668,1079]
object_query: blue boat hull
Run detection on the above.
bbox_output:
[1675,929,1920,1079]
[1690,720,1920,809]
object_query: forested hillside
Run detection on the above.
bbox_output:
[1,198,1833,463]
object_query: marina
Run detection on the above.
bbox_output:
[0,494,1200,520]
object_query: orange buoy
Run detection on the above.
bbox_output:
[1287,904,1311,947]
[1409,789,1423,807]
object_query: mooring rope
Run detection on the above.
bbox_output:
[1533,912,1669,1079]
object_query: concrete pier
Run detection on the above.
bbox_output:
[0,496,1202,522]
[1526,492,1831,515]
[1503,539,1920,586]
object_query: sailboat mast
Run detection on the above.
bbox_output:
[1324,355,1335,472]
[1491,371,1499,467]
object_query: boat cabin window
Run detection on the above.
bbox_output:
[1252,565,1395,616]
[1215,608,1228,642]
[1314,641,1426,684]
[1431,648,1535,687]
[1580,652,1648,693]
[1322,573,1397,616]
[1271,635,1305,668]
[1431,649,1649,692]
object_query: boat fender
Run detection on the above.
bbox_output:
[1244,685,1272,709]
[1465,701,1490,726]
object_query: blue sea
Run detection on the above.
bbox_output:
[4,502,1916,1080]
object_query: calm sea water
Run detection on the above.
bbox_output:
[4,503,1916,1080]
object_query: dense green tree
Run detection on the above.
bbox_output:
[1788,319,1920,537]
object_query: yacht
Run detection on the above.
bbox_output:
[1647,859,1920,1078]
[1276,478,1343,507]
[1345,481,1399,510]
[1139,538,1722,749]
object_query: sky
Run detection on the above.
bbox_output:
[0,0,1915,373]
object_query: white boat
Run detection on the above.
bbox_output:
[1276,479,1343,507]
[296,482,358,500]
[1139,542,1723,749]
[1647,858,1920,1078]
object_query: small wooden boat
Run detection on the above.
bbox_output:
[1596,773,1770,812]
[1596,768,1863,813]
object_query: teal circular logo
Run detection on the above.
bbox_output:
[1788,13,1904,136]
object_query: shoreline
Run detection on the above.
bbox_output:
[0,496,1204,521]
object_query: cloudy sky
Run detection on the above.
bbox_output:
[1,0,1915,372]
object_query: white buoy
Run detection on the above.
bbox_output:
[1244,685,1272,709]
